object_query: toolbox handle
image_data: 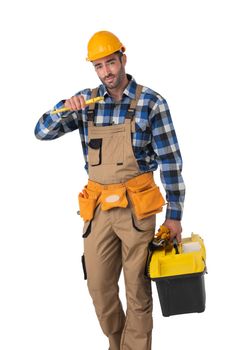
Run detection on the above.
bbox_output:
[173,238,179,254]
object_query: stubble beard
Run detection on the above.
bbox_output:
[102,65,125,90]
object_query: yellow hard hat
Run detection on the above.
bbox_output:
[86,31,125,61]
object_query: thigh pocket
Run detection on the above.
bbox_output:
[82,220,92,238]
[88,138,102,166]
[129,185,165,220]
[81,254,87,280]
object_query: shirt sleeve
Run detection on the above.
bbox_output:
[34,99,80,140]
[149,97,185,220]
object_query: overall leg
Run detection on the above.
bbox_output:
[111,204,155,350]
[83,204,126,350]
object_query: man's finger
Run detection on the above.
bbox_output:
[79,95,86,109]
[169,232,181,244]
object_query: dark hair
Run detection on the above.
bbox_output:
[114,50,123,62]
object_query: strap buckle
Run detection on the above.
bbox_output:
[126,108,135,119]
[87,109,95,121]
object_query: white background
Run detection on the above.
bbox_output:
[0,0,232,349]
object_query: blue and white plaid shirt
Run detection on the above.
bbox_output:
[35,75,185,220]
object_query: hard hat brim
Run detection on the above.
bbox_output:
[86,46,125,62]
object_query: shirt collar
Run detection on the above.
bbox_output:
[99,74,137,100]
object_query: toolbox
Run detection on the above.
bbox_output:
[147,233,207,317]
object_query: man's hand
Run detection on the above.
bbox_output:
[64,95,86,111]
[163,219,182,243]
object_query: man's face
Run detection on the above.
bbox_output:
[92,53,126,90]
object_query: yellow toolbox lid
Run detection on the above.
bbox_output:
[149,234,206,279]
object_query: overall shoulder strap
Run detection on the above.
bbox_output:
[87,87,99,121]
[126,84,143,120]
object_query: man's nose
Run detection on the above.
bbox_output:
[103,64,111,76]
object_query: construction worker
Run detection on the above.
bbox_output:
[34,31,185,350]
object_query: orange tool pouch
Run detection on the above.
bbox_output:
[78,172,166,222]
[78,186,101,221]
[125,173,166,220]
[98,187,128,211]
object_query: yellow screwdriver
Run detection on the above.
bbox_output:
[51,96,104,115]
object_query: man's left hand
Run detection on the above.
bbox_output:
[163,219,182,243]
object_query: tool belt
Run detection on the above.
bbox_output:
[78,172,166,222]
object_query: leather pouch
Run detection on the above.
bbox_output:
[99,187,128,211]
[128,183,165,220]
[78,186,99,221]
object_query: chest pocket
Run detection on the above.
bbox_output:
[88,138,102,166]
[102,130,124,165]
[88,130,125,167]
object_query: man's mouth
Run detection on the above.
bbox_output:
[105,75,115,83]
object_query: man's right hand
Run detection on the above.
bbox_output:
[64,95,86,111]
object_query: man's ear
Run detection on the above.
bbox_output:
[122,54,127,66]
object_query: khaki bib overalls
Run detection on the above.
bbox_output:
[81,85,162,350]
